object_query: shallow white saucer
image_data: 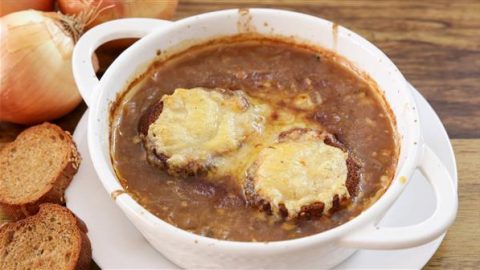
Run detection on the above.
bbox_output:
[66,83,457,269]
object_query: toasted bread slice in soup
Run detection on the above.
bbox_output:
[244,128,360,220]
[0,123,81,220]
[139,87,266,177]
[0,203,91,270]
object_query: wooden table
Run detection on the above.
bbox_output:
[1,0,479,269]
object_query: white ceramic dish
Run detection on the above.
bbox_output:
[66,85,457,269]
[72,9,457,269]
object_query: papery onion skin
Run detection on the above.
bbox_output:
[0,10,82,124]
[58,0,178,28]
[0,0,55,17]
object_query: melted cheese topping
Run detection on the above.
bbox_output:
[146,88,350,218]
[147,88,267,171]
[249,131,349,218]
[292,93,315,110]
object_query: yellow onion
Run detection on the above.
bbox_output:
[0,0,55,17]
[0,10,97,124]
[58,0,178,28]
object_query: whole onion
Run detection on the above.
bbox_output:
[0,10,98,124]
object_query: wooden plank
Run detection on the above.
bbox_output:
[425,139,480,269]
[0,1,478,269]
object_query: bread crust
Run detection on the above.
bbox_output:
[0,123,81,220]
[0,204,91,270]
[74,215,92,270]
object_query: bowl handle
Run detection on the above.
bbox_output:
[339,144,458,249]
[72,18,172,106]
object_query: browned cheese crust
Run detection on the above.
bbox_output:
[244,128,361,220]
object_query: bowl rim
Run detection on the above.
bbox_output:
[87,8,421,251]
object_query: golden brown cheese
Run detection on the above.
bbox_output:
[145,88,350,219]
[147,88,268,173]
[292,93,315,110]
[247,130,349,218]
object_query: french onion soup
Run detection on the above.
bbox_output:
[110,37,398,242]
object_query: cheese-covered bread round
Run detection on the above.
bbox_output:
[143,87,267,176]
[245,128,355,219]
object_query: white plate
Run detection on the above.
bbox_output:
[66,83,457,269]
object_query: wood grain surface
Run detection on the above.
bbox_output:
[0,0,479,269]
[429,139,480,269]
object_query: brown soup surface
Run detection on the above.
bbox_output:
[111,37,398,242]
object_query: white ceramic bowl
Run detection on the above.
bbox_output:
[72,9,457,269]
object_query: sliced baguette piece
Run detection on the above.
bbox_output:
[0,203,91,270]
[0,123,81,220]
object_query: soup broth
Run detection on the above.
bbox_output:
[111,37,398,242]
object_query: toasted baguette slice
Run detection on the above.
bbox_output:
[0,123,81,219]
[0,203,91,270]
